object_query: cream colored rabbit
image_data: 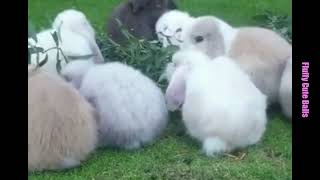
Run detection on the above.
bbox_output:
[28,66,97,171]
[165,50,267,156]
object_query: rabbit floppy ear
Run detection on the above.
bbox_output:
[165,65,188,111]
[88,39,105,64]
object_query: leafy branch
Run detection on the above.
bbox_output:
[252,10,292,43]
[28,20,96,73]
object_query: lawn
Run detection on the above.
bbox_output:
[28,0,292,179]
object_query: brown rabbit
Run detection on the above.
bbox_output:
[106,0,177,44]
[28,66,97,171]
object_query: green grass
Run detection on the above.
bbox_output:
[29,114,292,180]
[28,0,292,31]
[28,0,292,179]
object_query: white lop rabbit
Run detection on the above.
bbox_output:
[279,57,292,119]
[28,9,104,76]
[155,10,194,47]
[180,16,292,104]
[52,9,104,63]
[61,61,168,150]
[28,66,97,171]
[165,50,267,156]
[28,28,95,76]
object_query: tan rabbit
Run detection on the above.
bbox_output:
[28,66,97,171]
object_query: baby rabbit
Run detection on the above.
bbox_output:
[28,9,104,76]
[52,9,104,63]
[180,16,292,104]
[279,57,292,119]
[165,50,267,156]
[28,28,93,76]
[28,66,97,171]
[106,0,177,44]
[61,61,168,150]
[155,10,194,47]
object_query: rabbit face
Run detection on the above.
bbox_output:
[156,10,194,47]
[181,17,226,59]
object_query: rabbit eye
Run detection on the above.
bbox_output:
[194,36,204,43]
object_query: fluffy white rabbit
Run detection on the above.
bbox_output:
[165,50,267,156]
[28,9,104,76]
[279,57,292,119]
[180,16,292,104]
[155,10,194,47]
[52,9,104,63]
[28,66,97,171]
[28,28,95,76]
[61,61,168,150]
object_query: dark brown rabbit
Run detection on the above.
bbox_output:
[106,0,177,44]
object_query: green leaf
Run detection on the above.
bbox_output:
[252,10,291,43]
[66,54,95,60]
[115,18,131,41]
[51,31,59,46]
[115,18,123,27]
[29,46,44,54]
[56,48,60,65]
[94,31,180,83]
[107,36,120,47]
[38,54,48,67]
[28,49,31,64]
[56,60,62,74]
